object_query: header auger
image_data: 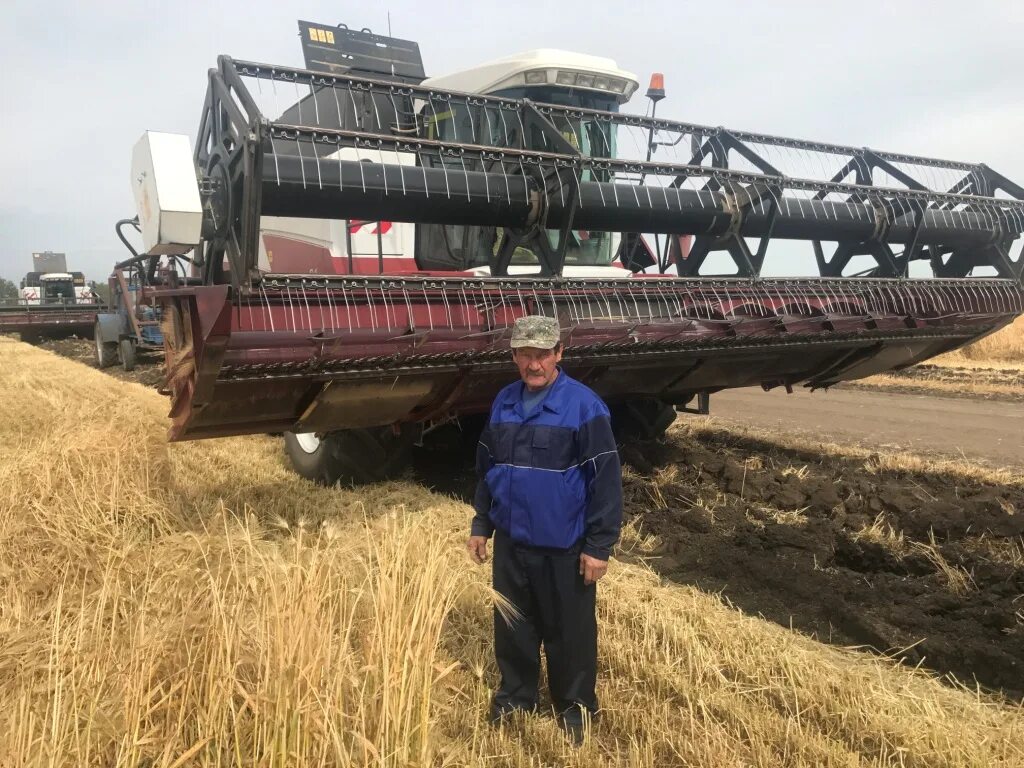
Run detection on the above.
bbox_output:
[128,23,1023,483]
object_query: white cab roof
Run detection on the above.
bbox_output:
[423,49,638,103]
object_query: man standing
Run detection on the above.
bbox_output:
[467,315,623,743]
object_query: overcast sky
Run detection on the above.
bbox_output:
[1,0,1022,281]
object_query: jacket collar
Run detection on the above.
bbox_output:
[503,368,569,416]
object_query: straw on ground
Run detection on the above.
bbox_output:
[0,337,1021,767]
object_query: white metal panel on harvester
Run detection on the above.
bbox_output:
[131,132,203,255]
[257,148,416,273]
[468,264,634,278]
[332,148,414,258]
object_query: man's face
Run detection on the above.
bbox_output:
[513,345,562,391]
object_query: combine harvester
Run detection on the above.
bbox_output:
[0,251,104,343]
[125,21,1024,484]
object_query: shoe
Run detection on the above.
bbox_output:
[558,717,585,746]
[489,701,534,725]
[557,704,596,746]
[561,704,598,745]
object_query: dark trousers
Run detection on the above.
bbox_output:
[491,530,598,722]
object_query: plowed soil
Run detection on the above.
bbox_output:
[617,431,1024,699]
[36,335,165,387]
[35,335,1024,701]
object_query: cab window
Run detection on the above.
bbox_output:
[416,87,620,271]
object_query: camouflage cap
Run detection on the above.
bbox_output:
[510,315,561,349]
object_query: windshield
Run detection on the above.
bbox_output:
[417,86,620,271]
[41,279,75,301]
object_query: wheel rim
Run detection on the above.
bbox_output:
[294,432,321,454]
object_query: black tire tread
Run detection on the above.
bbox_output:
[95,321,117,368]
[285,426,415,486]
[119,338,136,372]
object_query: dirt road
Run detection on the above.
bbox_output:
[710,387,1024,469]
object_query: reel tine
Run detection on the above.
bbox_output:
[309,79,320,126]
[552,162,566,208]
[331,80,343,128]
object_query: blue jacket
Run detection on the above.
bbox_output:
[471,371,623,560]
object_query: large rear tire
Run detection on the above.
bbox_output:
[284,426,416,486]
[95,322,117,368]
[610,397,677,441]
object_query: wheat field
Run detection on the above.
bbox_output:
[0,337,1022,767]
[940,316,1024,365]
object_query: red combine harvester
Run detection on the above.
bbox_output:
[123,22,1024,484]
[0,252,104,343]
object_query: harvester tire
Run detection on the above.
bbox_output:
[285,432,339,485]
[95,323,117,368]
[284,426,415,486]
[119,339,137,372]
[611,397,676,441]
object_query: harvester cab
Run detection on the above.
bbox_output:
[20,271,94,306]
[122,20,1024,486]
[416,48,639,277]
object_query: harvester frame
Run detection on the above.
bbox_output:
[128,28,1024,484]
[196,57,1024,286]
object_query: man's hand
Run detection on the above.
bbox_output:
[467,535,489,565]
[579,553,608,586]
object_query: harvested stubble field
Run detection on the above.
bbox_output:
[2,337,1024,767]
